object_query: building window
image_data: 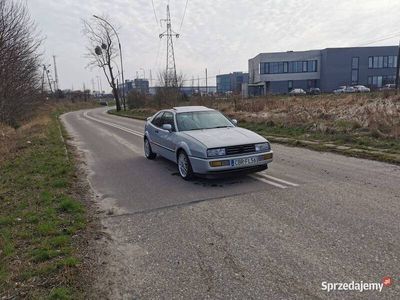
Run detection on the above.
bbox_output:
[289,62,295,73]
[352,57,359,69]
[288,80,293,91]
[296,61,303,72]
[383,75,396,85]
[351,70,359,84]
[368,75,385,88]
[303,61,308,72]
[308,60,317,72]
[278,62,284,73]
[369,56,397,69]
[388,56,394,68]
[378,56,384,68]
[373,57,379,68]
[383,56,388,68]
[260,60,318,75]
[351,57,359,85]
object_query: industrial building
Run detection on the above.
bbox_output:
[118,78,150,95]
[216,72,249,94]
[247,46,399,95]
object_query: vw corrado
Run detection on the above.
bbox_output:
[144,106,273,180]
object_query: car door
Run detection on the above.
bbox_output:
[148,112,164,154]
[157,111,177,162]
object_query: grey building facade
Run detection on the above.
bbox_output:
[118,79,150,95]
[248,46,398,95]
[217,72,249,94]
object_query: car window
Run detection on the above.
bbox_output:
[151,112,164,127]
[161,112,175,131]
[176,111,234,131]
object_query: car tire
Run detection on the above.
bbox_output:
[177,150,194,180]
[144,138,156,160]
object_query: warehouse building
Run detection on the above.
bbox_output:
[216,72,249,94]
[247,46,398,95]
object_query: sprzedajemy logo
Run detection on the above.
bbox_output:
[321,277,393,293]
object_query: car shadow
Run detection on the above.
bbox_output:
[148,156,252,187]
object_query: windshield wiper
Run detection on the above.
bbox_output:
[211,126,232,129]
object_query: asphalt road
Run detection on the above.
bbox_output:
[62,107,400,300]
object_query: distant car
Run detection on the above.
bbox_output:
[144,106,273,180]
[353,85,370,93]
[308,88,321,95]
[289,88,306,95]
[99,101,108,106]
[334,86,356,94]
[381,84,396,91]
[344,86,356,93]
[333,86,346,94]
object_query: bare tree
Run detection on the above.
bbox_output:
[82,17,122,111]
[154,71,186,108]
[0,0,43,127]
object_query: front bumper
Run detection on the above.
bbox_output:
[189,151,273,175]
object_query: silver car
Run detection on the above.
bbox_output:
[143,106,273,180]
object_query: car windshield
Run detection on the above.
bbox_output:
[176,111,234,131]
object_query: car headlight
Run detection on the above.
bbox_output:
[207,148,226,157]
[255,142,270,152]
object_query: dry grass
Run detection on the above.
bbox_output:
[0,100,98,166]
[226,93,400,139]
[0,124,18,166]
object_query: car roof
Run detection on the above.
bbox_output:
[172,106,214,113]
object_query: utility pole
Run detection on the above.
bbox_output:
[396,40,400,94]
[160,5,179,87]
[53,55,59,91]
[205,68,208,95]
[99,76,103,94]
[150,70,153,87]
[43,65,53,94]
[41,66,46,94]
[91,78,95,94]
[197,75,200,96]
[192,76,194,95]
[96,76,101,94]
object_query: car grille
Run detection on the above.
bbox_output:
[225,144,256,155]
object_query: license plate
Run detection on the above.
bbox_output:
[231,157,258,167]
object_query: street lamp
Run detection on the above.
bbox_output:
[93,15,126,110]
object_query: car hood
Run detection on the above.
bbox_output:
[181,127,267,148]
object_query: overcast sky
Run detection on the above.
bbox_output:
[28,0,400,91]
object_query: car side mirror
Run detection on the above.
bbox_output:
[162,124,173,132]
[231,119,238,126]
[147,117,151,121]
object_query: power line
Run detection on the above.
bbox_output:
[179,0,189,30]
[151,0,160,27]
[358,31,400,47]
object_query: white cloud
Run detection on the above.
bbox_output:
[27,0,400,90]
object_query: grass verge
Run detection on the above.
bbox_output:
[0,102,98,299]
[239,121,400,165]
[108,108,154,120]
[107,108,400,165]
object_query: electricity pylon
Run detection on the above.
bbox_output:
[159,5,179,87]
